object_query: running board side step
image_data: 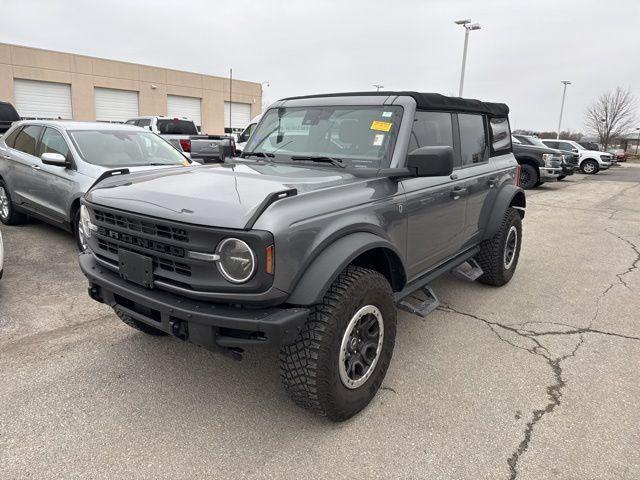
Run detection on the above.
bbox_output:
[451,258,483,282]
[396,286,439,318]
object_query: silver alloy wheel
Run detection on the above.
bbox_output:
[77,217,88,251]
[338,304,384,389]
[583,161,595,174]
[503,225,518,270]
[0,187,9,221]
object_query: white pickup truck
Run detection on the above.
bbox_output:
[125,116,235,163]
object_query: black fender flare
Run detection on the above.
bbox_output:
[286,232,404,306]
[483,184,526,240]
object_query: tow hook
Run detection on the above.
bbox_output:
[171,320,188,341]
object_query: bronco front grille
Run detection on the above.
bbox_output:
[94,209,190,243]
[97,238,192,277]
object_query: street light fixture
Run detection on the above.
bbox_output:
[556,80,572,140]
[455,19,481,97]
[373,84,384,91]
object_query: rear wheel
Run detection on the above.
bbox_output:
[581,160,599,174]
[519,164,538,189]
[280,266,396,422]
[476,207,522,287]
[0,181,26,225]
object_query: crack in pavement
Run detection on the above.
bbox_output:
[438,249,639,480]
[606,229,640,290]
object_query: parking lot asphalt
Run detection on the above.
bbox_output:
[1,165,639,480]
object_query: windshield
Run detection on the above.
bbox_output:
[68,130,189,167]
[243,106,403,169]
[156,119,198,135]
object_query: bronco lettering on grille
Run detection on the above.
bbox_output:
[97,227,185,257]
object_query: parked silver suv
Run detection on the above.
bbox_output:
[0,121,192,249]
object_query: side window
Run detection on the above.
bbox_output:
[3,126,22,148]
[458,114,487,166]
[544,140,558,149]
[13,125,43,156]
[125,120,138,125]
[137,119,151,127]
[489,117,511,152]
[38,128,70,158]
[408,111,454,153]
[558,142,573,151]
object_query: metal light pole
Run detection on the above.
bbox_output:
[455,19,481,97]
[373,84,384,91]
[556,80,571,140]
[635,127,640,155]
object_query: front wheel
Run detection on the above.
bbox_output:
[475,207,522,287]
[73,208,87,251]
[557,175,567,181]
[280,266,397,422]
[519,164,538,190]
[581,160,599,174]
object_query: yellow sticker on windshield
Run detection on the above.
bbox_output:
[182,159,190,167]
[370,120,392,132]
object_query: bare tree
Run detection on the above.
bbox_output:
[585,87,637,150]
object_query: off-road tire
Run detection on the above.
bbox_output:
[557,175,567,181]
[280,266,396,422]
[0,180,26,225]
[519,164,538,190]
[580,159,599,174]
[476,207,522,287]
[116,310,168,336]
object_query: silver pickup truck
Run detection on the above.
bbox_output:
[125,116,235,163]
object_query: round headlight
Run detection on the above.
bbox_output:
[216,238,256,284]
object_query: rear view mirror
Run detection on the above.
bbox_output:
[41,152,68,167]
[406,146,454,177]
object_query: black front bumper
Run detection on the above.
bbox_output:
[79,252,309,352]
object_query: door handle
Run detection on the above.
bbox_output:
[31,164,41,170]
[2,154,11,159]
[450,186,468,200]
[488,177,498,187]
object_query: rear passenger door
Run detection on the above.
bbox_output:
[401,111,467,279]
[6,124,44,208]
[454,113,493,245]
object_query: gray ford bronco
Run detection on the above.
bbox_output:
[79,92,525,421]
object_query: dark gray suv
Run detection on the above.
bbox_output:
[79,92,526,421]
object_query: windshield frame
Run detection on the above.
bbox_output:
[67,129,190,168]
[242,105,405,170]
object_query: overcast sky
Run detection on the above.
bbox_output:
[1,0,638,132]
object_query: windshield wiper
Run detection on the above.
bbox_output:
[291,156,345,168]
[241,151,275,159]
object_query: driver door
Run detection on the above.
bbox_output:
[401,111,466,280]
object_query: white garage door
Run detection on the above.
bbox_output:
[224,102,251,131]
[14,79,72,120]
[167,95,202,128]
[94,88,139,122]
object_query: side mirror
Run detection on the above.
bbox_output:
[572,148,579,153]
[41,152,68,167]
[406,146,454,177]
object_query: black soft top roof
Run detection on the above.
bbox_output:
[281,91,509,116]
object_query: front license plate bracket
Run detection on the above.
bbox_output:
[118,250,154,288]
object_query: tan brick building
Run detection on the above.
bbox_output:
[0,42,262,134]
